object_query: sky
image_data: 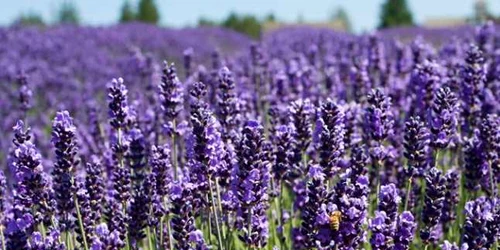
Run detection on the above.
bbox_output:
[1,0,499,32]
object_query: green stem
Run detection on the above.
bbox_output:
[404,176,413,211]
[435,149,441,170]
[74,194,89,250]
[146,226,154,250]
[1,226,5,250]
[208,179,224,250]
[167,215,174,250]
[159,217,164,249]
[172,120,178,181]
[277,182,286,250]
[246,208,253,250]
[488,160,495,196]
[206,195,213,246]
[214,178,227,241]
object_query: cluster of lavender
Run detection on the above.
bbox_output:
[1,22,500,250]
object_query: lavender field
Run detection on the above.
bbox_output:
[0,21,500,250]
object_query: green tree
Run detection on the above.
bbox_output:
[331,7,352,32]
[57,1,80,25]
[378,0,414,29]
[120,0,136,23]
[265,13,276,22]
[197,17,217,27]
[13,12,45,26]
[137,0,160,24]
[222,12,262,39]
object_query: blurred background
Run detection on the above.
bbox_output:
[1,0,500,37]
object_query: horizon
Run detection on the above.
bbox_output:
[1,0,499,33]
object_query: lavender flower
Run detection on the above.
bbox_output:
[91,223,123,250]
[462,197,499,249]
[0,170,6,223]
[420,167,446,243]
[235,121,270,248]
[189,87,226,210]
[442,169,459,227]
[128,179,151,247]
[410,59,442,114]
[85,156,105,226]
[370,183,400,249]
[51,110,79,232]
[394,211,416,250]
[351,58,371,102]
[335,175,370,249]
[17,73,32,115]
[107,78,129,131]
[183,48,194,78]
[5,212,33,250]
[74,182,93,248]
[150,144,172,200]
[429,87,458,149]
[289,99,313,152]
[105,199,127,248]
[461,44,486,132]
[272,125,295,182]
[378,183,401,222]
[317,99,345,179]
[159,62,184,128]
[348,144,369,182]
[370,211,393,250]
[10,121,53,227]
[295,165,328,249]
[126,128,147,184]
[289,99,314,173]
[170,183,205,250]
[403,116,430,177]
[463,134,487,192]
[217,67,239,143]
[479,115,500,182]
[31,229,64,250]
[365,88,394,142]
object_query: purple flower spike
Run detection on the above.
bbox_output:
[107,77,129,130]
[235,120,270,248]
[394,211,416,250]
[317,99,345,179]
[51,110,79,232]
[420,167,446,243]
[159,62,184,124]
[404,116,430,177]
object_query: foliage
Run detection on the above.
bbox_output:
[12,12,45,27]
[378,0,414,29]
[119,0,136,23]
[222,12,262,39]
[57,1,80,25]
[331,7,352,32]
[137,0,160,24]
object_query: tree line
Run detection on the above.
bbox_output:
[12,0,497,35]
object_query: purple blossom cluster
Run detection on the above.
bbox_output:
[1,22,500,250]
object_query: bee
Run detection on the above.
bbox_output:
[329,211,342,231]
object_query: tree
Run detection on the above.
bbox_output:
[222,12,262,39]
[331,7,352,32]
[378,0,414,29]
[197,17,217,27]
[13,12,45,26]
[57,1,80,25]
[137,0,160,24]
[265,13,276,23]
[120,0,136,23]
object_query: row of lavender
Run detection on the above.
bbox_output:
[0,23,252,165]
[1,22,500,250]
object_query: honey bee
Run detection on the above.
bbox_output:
[329,211,342,231]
